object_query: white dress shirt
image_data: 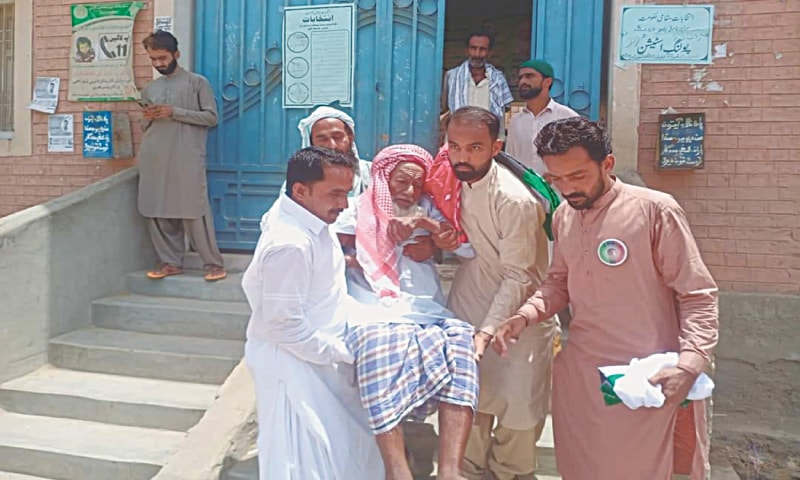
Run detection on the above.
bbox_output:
[243,194,353,365]
[506,98,579,174]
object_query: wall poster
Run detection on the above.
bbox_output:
[69,2,144,101]
[282,4,355,108]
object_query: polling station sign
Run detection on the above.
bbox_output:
[68,2,144,101]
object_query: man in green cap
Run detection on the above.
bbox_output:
[506,59,579,174]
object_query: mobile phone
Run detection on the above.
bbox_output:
[138,98,153,108]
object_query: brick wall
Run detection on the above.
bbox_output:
[0,0,154,217]
[637,0,800,294]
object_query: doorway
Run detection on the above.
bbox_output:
[443,0,534,101]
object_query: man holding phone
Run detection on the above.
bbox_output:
[137,30,226,282]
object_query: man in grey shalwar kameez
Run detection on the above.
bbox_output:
[138,31,226,282]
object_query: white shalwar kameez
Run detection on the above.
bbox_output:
[242,194,384,480]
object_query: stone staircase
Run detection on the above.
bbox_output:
[0,254,251,480]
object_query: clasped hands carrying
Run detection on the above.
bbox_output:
[386,216,461,261]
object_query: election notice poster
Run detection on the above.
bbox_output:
[283,4,355,108]
[29,77,61,114]
[69,2,144,101]
[48,114,75,153]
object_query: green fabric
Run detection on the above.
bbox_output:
[520,59,555,78]
[521,169,561,241]
[599,371,690,408]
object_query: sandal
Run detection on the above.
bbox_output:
[146,264,182,280]
[204,266,227,282]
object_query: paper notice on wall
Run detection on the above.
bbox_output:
[29,77,61,114]
[154,16,173,33]
[48,114,75,153]
[68,2,144,102]
[282,4,355,108]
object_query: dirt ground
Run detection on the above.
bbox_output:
[712,429,800,480]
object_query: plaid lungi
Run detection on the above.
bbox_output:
[345,318,479,434]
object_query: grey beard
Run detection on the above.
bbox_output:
[393,203,424,218]
[468,58,487,69]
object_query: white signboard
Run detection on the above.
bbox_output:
[48,114,75,153]
[29,77,60,114]
[283,4,355,108]
[619,5,714,64]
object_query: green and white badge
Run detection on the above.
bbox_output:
[597,238,628,267]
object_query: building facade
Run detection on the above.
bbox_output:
[1,0,798,295]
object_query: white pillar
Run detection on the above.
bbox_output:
[607,0,643,181]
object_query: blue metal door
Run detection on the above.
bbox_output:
[532,0,605,119]
[195,0,446,250]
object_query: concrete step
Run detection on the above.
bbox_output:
[49,327,243,384]
[0,472,54,479]
[0,412,184,480]
[92,294,250,341]
[183,252,253,273]
[126,271,247,303]
[0,366,219,431]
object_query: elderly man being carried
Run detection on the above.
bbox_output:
[336,145,478,480]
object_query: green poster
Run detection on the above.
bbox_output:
[68,2,144,102]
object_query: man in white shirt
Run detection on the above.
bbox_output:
[506,59,579,174]
[242,146,384,480]
[443,31,513,145]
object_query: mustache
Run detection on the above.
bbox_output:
[564,193,586,200]
[453,163,476,171]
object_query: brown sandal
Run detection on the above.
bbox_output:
[146,264,183,280]
[204,266,227,282]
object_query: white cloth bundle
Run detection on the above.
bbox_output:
[599,352,714,410]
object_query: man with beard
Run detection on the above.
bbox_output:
[138,30,226,282]
[336,145,478,480]
[506,59,578,174]
[426,107,557,480]
[443,31,513,145]
[493,117,718,480]
[297,106,372,197]
[297,106,438,268]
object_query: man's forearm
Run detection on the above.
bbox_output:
[516,281,569,326]
[171,107,217,127]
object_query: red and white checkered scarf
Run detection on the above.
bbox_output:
[356,144,433,298]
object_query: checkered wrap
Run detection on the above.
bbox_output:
[345,318,479,435]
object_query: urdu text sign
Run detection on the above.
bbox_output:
[657,113,705,170]
[619,5,714,64]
